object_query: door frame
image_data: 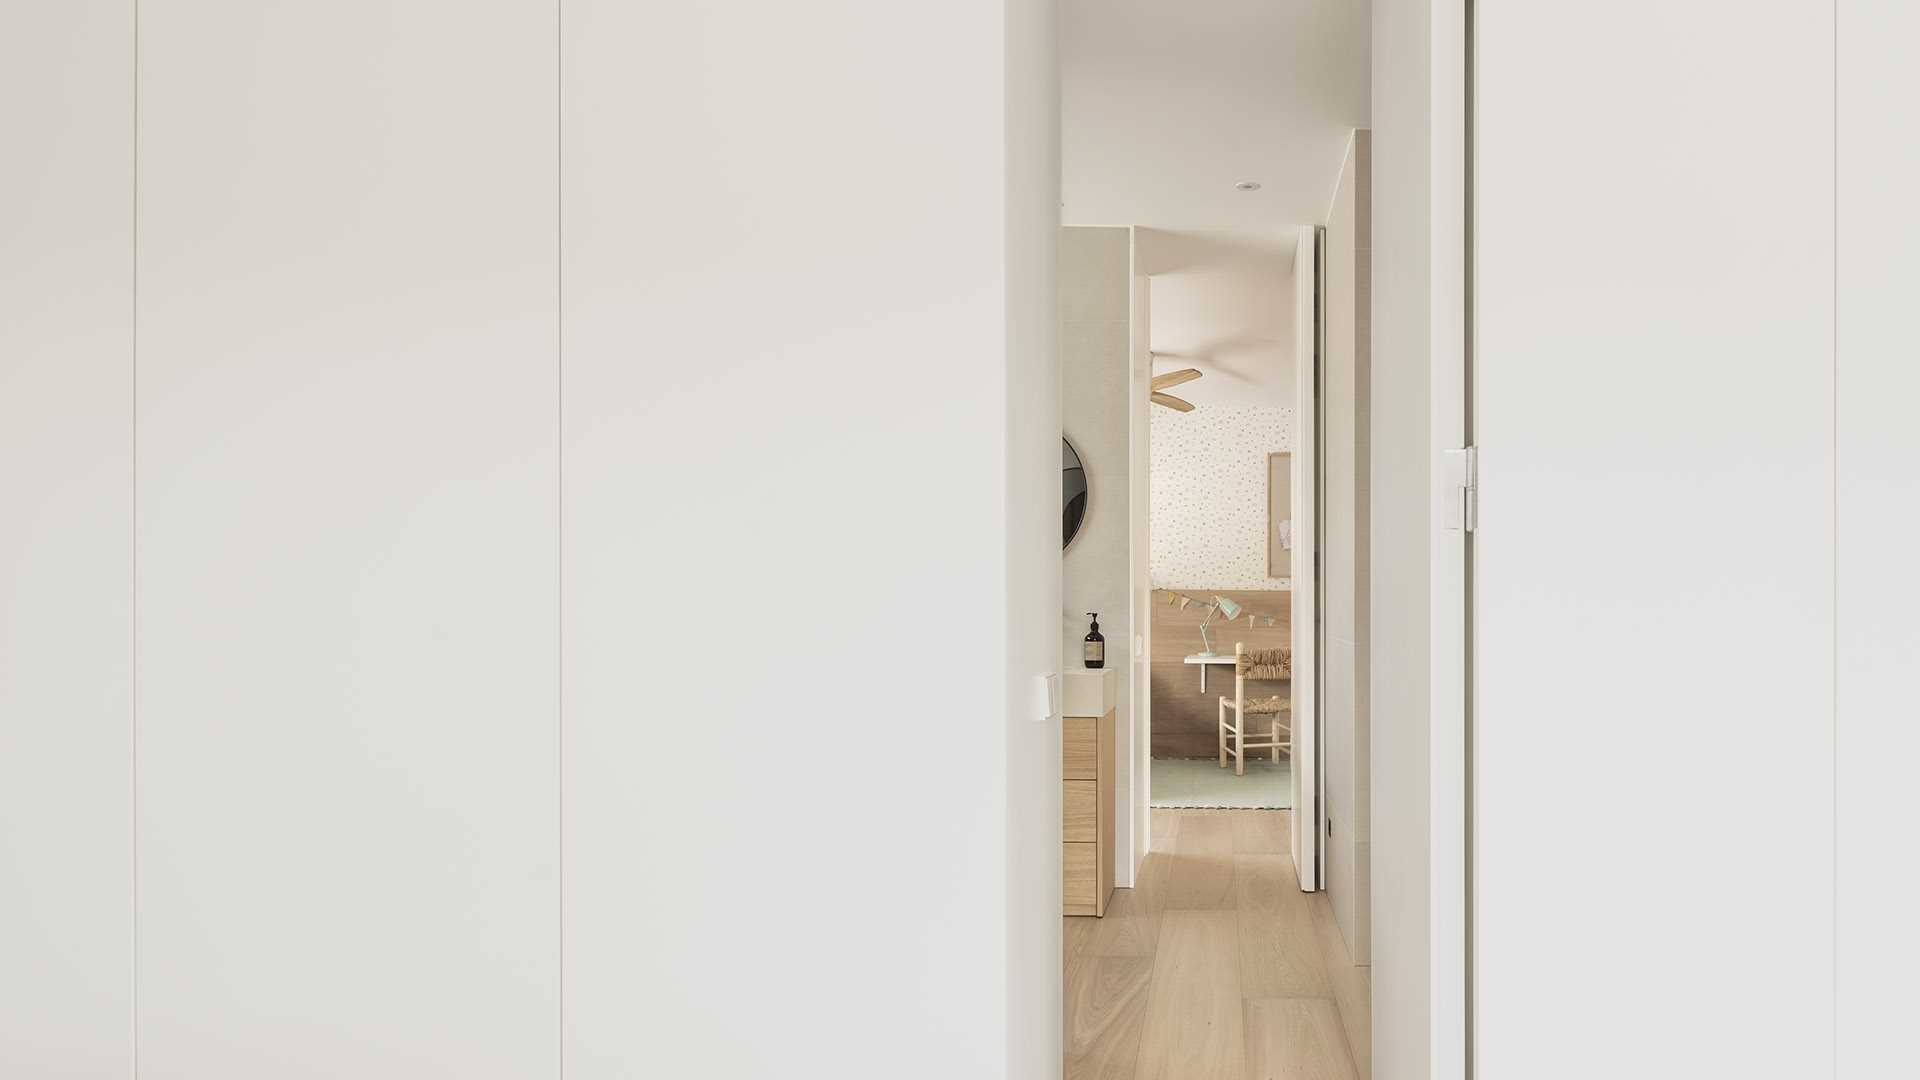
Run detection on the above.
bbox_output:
[1073,7,1474,1072]
[1127,236,1152,883]
[1291,225,1322,891]
[1435,2,1470,1076]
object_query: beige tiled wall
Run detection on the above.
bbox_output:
[1061,225,1135,865]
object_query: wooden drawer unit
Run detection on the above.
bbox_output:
[1062,717,1099,780]
[1063,843,1098,914]
[1060,668,1117,917]
[1063,781,1097,842]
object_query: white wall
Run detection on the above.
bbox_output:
[1004,7,1066,1067]
[14,3,1920,1075]
[1370,1,1445,1076]
[1475,3,1833,1077]
[561,3,1059,1079]
[1062,225,1134,879]
[3,2,1062,1077]
[1367,5,1918,1077]
[1838,4,1920,1073]
[136,3,561,1074]
[0,4,133,1075]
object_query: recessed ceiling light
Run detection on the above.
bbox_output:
[1234,181,1262,191]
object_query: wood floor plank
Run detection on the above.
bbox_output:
[1232,854,1314,926]
[1231,810,1291,854]
[1134,909,1246,1080]
[1089,883,1161,958]
[1065,955,1153,1080]
[1150,807,1181,853]
[1244,997,1359,1080]
[1307,891,1371,1079]
[1124,845,1176,915]
[1163,813,1236,909]
[1066,908,1099,969]
[1237,910,1331,1000]
[1068,811,1367,1080]
[1234,848,1327,999]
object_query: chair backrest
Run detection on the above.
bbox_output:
[1233,641,1291,686]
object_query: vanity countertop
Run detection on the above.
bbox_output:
[1061,667,1116,717]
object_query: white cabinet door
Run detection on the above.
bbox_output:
[0,3,133,1075]
[135,3,558,1075]
[1475,3,1834,1076]
[1836,3,1920,1073]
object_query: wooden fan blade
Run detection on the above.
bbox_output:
[1151,392,1195,412]
[1151,368,1203,392]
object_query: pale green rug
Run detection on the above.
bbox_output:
[1150,757,1292,810]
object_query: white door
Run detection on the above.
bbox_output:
[1474,3,1834,1077]
[1290,227,1320,890]
[1130,264,1153,882]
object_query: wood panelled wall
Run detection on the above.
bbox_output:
[1149,589,1291,758]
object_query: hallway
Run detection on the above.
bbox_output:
[1064,809,1370,1079]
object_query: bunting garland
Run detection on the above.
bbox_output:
[1151,589,1285,629]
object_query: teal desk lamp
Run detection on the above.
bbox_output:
[1196,595,1243,657]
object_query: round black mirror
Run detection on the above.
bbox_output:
[1063,437,1088,549]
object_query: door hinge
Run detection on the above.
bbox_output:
[1443,447,1478,533]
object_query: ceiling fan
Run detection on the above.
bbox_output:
[1151,367,1202,412]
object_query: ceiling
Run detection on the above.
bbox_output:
[1137,229,1296,408]
[1061,0,1369,234]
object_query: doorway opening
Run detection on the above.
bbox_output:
[1057,1,1373,1076]
[1137,228,1304,821]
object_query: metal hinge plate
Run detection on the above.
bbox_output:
[1443,447,1478,533]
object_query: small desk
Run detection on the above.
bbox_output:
[1183,653,1237,694]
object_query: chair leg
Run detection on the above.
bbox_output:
[1218,697,1227,768]
[1272,719,1281,763]
[1235,715,1245,776]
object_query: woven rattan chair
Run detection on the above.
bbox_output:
[1218,641,1291,776]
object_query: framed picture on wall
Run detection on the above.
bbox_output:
[1267,451,1292,578]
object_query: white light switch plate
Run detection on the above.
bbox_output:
[1035,673,1058,723]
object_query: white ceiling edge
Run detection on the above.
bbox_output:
[1061,0,1369,235]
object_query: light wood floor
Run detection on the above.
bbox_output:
[1064,809,1369,1080]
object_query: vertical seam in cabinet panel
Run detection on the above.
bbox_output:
[555,1,565,1076]
[1830,2,1839,1070]
[1462,2,1477,1075]
[130,0,140,1074]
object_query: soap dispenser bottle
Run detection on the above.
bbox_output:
[1083,613,1106,669]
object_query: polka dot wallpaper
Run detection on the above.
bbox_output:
[1151,404,1295,590]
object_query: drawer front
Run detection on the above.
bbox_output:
[1063,716,1098,780]
[1062,780,1097,842]
[1063,842,1097,914]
